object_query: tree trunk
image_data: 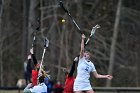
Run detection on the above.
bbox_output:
[106,0,122,87]
[0,0,4,87]
[22,0,28,61]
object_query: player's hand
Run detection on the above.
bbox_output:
[26,83,33,88]
[74,57,79,62]
[82,34,86,39]
[28,55,31,59]
[30,48,34,54]
[106,75,113,80]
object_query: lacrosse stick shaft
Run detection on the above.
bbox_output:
[85,38,90,45]
[32,35,36,48]
[68,13,81,31]
[38,48,46,79]
[38,37,49,81]
[40,49,46,68]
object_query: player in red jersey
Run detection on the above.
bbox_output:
[27,48,40,86]
[63,57,78,93]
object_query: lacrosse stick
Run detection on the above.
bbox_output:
[38,37,49,78]
[59,1,100,45]
[85,24,100,45]
[59,0,82,34]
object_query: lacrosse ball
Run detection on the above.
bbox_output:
[62,19,65,23]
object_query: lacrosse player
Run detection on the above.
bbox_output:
[74,34,113,93]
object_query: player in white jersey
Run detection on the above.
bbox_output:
[74,34,113,93]
[23,75,47,93]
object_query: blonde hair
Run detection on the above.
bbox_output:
[40,67,50,79]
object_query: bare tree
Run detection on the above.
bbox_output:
[1,0,140,87]
[106,0,122,87]
[21,0,28,61]
[0,0,4,87]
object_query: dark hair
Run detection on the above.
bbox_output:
[38,75,45,83]
[63,68,68,75]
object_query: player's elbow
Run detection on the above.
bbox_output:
[93,72,100,78]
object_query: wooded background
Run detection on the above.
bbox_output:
[0,0,140,87]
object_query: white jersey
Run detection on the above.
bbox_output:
[74,57,96,91]
[29,83,47,93]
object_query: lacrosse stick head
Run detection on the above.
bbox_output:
[90,24,100,36]
[44,37,49,48]
[95,24,100,28]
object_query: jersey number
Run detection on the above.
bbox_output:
[85,66,89,71]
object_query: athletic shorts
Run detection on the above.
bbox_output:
[73,80,92,91]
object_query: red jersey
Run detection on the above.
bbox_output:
[32,70,38,86]
[63,75,75,93]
